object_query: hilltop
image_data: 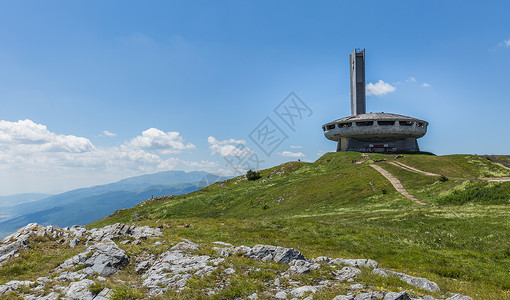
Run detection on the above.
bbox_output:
[1,152,510,299]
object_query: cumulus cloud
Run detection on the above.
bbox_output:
[366,80,396,96]
[290,145,303,149]
[422,83,431,87]
[208,136,253,157]
[102,130,117,137]
[0,119,94,153]
[407,77,417,83]
[279,151,305,158]
[0,120,216,178]
[127,128,195,154]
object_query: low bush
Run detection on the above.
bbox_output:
[246,170,262,181]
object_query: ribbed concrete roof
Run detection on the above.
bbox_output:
[324,112,428,126]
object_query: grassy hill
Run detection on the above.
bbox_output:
[2,152,510,299]
[89,152,510,299]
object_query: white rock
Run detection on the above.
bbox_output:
[170,239,201,251]
[372,268,440,293]
[446,294,472,300]
[212,241,233,247]
[63,279,95,300]
[290,285,319,297]
[384,291,411,300]
[350,283,364,290]
[335,266,362,281]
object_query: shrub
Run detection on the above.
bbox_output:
[246,170,262,181]
[437,182,510,205]
[438,174,449,182]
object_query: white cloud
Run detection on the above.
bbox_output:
[366,80,396,96]
[127,128,195,154]
[316,151,326,157]
[207,136,253,157]
[0,120,220,194]
[422,83,431,88]
[103,130,117,137]
[407,77,417,83]
[290,145,303,149]
[0,119,94,153]
[279,151,305,158]
[501,39,510,47]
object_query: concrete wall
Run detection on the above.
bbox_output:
[338,137,420,153]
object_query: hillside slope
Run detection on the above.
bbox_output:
[1,152,510,299]
[91,152,510,298]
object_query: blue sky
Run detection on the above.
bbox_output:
[1,1,509,195]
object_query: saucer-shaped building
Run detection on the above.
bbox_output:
[322,50,428,153]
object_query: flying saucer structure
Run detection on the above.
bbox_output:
[322,49,428,153]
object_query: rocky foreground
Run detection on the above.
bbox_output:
[0,223,472,300]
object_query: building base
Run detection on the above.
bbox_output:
[337,137,420,153]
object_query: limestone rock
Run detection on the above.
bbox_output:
[383,291,411,300]
[446,294,472,300]
[24,292,60,300]
[335,266,362,281]
[286,259,321,275]
[330,258,379,269]
[350,283,364,290]
[354,291,384,299]
[290,285,319,297]
[0,280,33,295]
[372,268,440,293]
[251,244,306,264]
[69,238,80,248]
[63,279,95,300]
[56,239,128,277]
[275,291,287,299]
[212,241,233,247]
[142,250,215,295]
[333,295,355,300]
[170,239,201,251]
[93,287,113,300]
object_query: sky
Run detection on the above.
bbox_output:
[1,1,509,195]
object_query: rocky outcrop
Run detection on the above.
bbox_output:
[214,243,307,263]
[56,239,129,277]
[372,268,440,293]
[0,223,474,300]
[141,249,222,295]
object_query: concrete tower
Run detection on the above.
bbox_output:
[350,49,366,116]
[323,49,429,153]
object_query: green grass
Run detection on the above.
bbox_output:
[4,151,510,299]
[90,152,510,299]
[0,236,86,283]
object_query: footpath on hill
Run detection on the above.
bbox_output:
[369,164,427,206]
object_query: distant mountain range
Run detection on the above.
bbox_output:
[0,171,228,237]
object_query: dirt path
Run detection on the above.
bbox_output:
[478,177,510,182]
[387,161,440,176]
[355,153,370,164]
[370,164,427,205]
